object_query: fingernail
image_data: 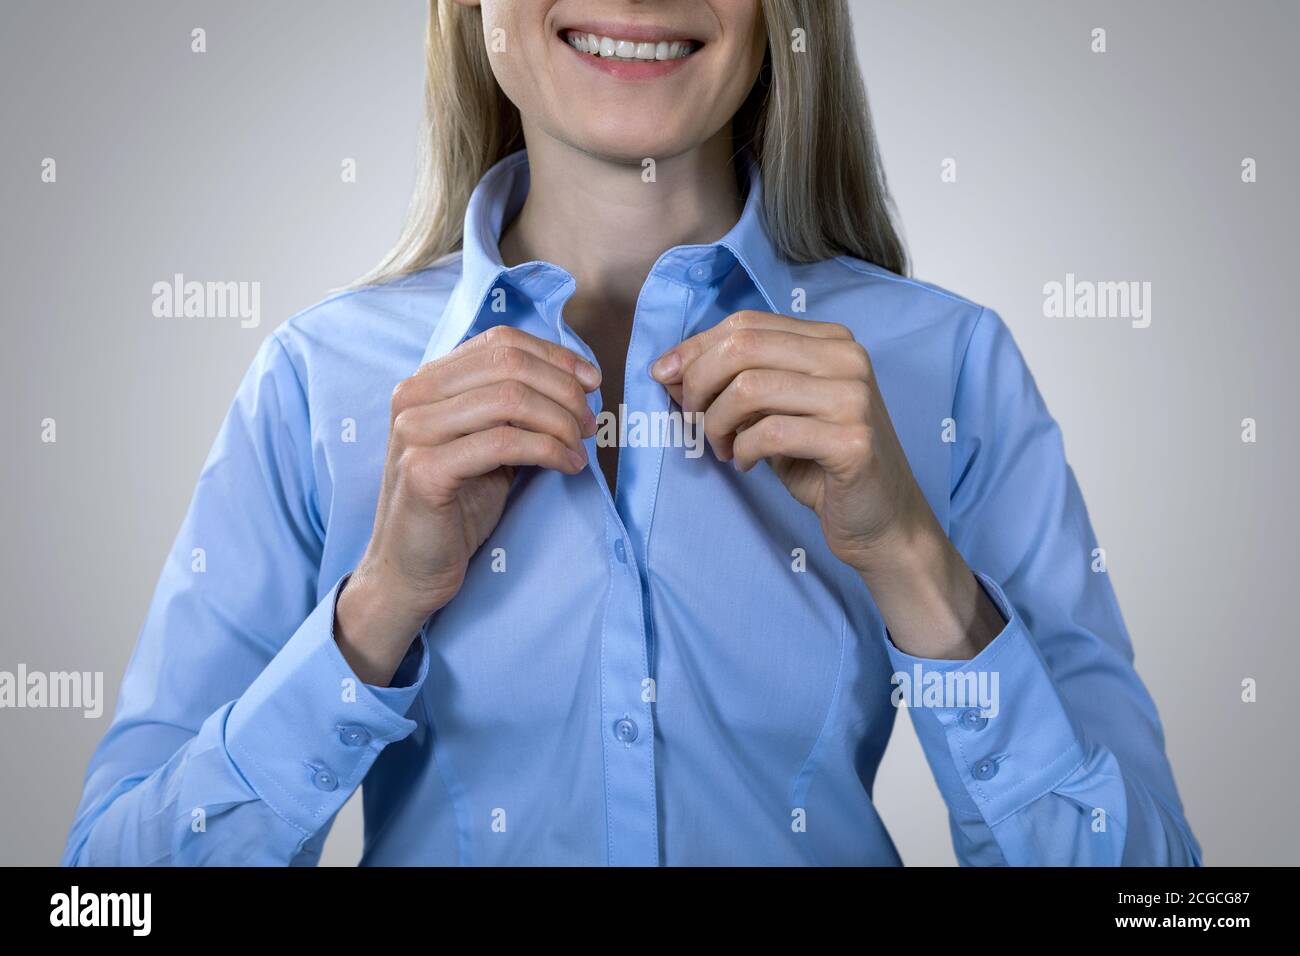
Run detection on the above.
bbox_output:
[651,352,681,381]
[567,448,588,470]
[575,361,601,390]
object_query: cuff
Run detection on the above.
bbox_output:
[225,575,430,836]
[885,572,1086,826]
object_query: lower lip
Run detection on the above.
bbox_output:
[558,34,699,80]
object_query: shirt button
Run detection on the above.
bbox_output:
[613,717,638,744]
[972,758,999,781]
[958,709,988,731]
[689,263,710,283]
[337,724,371,747]
[613,539,627,564]
[310,766,339,791]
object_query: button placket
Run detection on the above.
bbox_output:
[613,716,639,745]
[576,273,694,868]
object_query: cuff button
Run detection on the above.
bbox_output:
[337,724,371,748]
[308,765,339,791]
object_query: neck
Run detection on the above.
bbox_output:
[499,126,744,320]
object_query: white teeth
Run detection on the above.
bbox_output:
[566,31,696,61]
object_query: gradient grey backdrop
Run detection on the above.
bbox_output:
[2,0,1296,865]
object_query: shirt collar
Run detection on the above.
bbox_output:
[420,149,793,366]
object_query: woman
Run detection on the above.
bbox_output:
[64,0,1199,865]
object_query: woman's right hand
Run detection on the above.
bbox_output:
[335,325,601,685]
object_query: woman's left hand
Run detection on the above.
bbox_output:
[651,309,1004,659]
[651,309,930,574]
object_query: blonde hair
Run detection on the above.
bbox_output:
[355,0,907,287]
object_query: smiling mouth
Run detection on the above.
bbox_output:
[560,29,701,61]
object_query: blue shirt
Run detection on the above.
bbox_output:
[64,150,1200,866]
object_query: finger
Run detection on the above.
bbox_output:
[425,426,588,489]
[392,381,595,456]
[651,310,851,384]
[732,415,851,473]
[681,330,870,414]
[703,371,865,461]
[393,344,595,429]
[455,325,600,390]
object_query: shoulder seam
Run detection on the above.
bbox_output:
[831,257,980,309]
[953,306,990,404]
[265,331,327,546]
[292,260,465,325]
[267,331,308,402]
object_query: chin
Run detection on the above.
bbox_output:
[565,121,701,166]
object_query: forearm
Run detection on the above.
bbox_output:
[880,562,1201,866]
[65,704,317,866]
[856,517,1005,660]
[67,577,430,867]
[335,566,435,687]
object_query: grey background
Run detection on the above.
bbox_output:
[1,0,1295,866]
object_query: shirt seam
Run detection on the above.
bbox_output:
[790,614,848,842]
[985,747,1089,827]
[267,331,327,547]
[832,257,982,310]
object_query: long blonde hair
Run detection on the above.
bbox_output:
[356,0,907,287]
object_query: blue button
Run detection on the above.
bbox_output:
[613,717,638,744]
[689,263,710,283]
[958,709,988,731]
[613,539,627,564]
[310,766,338,791]
[337,724,371,747]
[972,758,998,781]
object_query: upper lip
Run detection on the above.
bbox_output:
[557,22,703,44]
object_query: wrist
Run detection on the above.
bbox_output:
[335,568,437,686]
[844,492,948,581]
[854,522,999,660]
[852,519,955,608]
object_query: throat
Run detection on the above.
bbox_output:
[590,328,633,496]
[564,301,635,496]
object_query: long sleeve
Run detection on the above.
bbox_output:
[62,334,429,866]
[888,307,1201,866]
